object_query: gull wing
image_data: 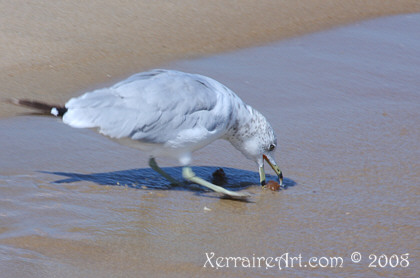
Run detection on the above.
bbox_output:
[63,70,234,146]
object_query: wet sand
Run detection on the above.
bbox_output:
[1,13,419,277]
[1,1,420,119]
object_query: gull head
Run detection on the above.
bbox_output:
[228,108,283,186]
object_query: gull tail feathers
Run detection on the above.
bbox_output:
[7,98,67,117]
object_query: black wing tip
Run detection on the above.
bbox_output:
[50,106,68,117]
[5,98,67,117]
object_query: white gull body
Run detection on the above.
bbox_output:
[62,69,283,198]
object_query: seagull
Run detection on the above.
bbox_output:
[11,69,283,199]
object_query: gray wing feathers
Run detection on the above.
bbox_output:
[62,70,231,144]
[63,89,155,139]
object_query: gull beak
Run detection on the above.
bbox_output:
[262,154,284,187]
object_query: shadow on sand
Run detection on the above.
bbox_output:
[42,166,296,194]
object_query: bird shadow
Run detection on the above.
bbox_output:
[40,166,296,199]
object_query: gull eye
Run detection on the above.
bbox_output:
[269,144,275,151]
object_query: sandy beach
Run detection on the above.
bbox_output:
[1,1,420,278]
[1,0,420,118]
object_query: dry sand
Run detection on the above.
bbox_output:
[1,0,419,118]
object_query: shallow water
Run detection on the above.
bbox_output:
[1,14,419,277]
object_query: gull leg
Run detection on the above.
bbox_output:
[182,166,250,199]
[148,157,181,185]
